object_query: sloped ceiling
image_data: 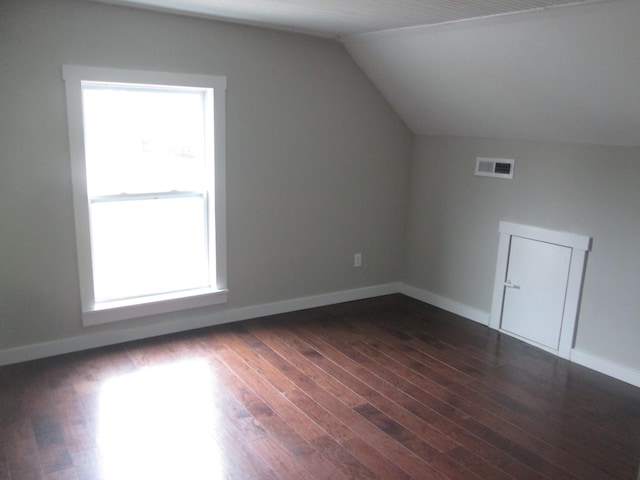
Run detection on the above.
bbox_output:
[88,0,608,38]
[88,0,640,146]
[344,0,640,146]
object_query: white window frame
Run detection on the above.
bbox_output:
[63,65,227,326]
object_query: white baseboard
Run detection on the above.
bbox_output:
[3,282,639,391]
[397,284,640,388]
[570,349,640,388]
[398,283,491,325]
[0,283,399,367]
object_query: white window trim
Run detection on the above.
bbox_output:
[63,65,228,326]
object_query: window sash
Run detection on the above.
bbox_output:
[89,190,204,203]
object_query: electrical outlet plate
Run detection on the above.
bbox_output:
[354,253,362,267]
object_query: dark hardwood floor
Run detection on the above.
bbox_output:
[1,294,639,479]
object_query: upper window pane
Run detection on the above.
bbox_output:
[82,83,211,196]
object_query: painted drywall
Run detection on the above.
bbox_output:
[405,135,640,369]
[344,0,640,147]
[0,0,412,351]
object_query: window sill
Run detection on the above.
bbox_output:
[82,288,228,326]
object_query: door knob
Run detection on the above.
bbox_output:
[504,280,521,290]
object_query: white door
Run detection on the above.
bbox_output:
[500,236,572,350]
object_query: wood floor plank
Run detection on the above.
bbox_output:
[1,295,639,479]
[365,315,636,474]
[352,321,630,479]
[376,338,620,478]
[230,326,420,480]
[246,322,366,408]
[203,330,356,480]
[380,314,639,478]
[285,322,516,479]
[250,434,319,480]
[288,317,591,480]
[243,325,446,479]
[397,317,633,449]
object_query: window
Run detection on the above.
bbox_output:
[63,66,227,326]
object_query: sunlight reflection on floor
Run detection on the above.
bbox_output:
[98,359,224,479]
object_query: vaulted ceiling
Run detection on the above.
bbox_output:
[88,0,640,146]
[87,0,610,38]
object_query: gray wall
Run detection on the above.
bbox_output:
[405,135,640,368]
[0,0,412,350]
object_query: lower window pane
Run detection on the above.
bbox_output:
[90,197,209,303]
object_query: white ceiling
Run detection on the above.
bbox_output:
[90,0,610,38]
[90,0,640,147]
[345,0,640,146]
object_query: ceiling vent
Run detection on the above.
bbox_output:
[475,157,515,179]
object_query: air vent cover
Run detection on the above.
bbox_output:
[475,157,515,179]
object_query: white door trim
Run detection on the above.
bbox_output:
[489,221,591,359]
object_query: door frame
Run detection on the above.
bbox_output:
[489,222,591,359]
